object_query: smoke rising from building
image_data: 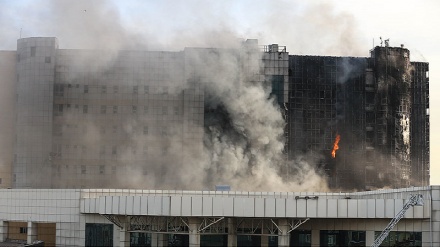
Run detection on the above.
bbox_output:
[0,1,429,192]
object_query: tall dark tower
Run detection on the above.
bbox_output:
[369,45,412,188]
[287,45,429,190]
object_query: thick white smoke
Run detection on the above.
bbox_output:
[178,47,328,191]
[0,0,370,191]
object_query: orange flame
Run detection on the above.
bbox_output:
[331,134,341,158]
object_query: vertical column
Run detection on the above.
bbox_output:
[152,233,168,247]
[261,235,269,247]
[227,218,237,247]
[278,219,290,247]
[118,227,130,247]
[27,222,37,244]
[311,229,320,247]
[15,37,58,188]
[0,221,8,242]
[151,233,158,246]
[366,230,375,246]
[189,218,201,247]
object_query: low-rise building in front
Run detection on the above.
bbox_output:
[0,186,439,246]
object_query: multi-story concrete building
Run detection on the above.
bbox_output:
[0,36,432,246]
[9,37,289,190]
[0,37,429,191]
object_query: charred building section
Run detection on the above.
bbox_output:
[369,46,412,188]
[287,46,429,190]
[288,56,368,190]
[410,62,430,186]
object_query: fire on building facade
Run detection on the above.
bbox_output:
[287,45,429,190]
[0,37,430,191]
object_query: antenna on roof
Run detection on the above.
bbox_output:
[384,39,390,47]
[20,28,22,39]
[380,37,383,47]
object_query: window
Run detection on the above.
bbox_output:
[113,85,118,93]
[133,86,138,94]
[112,166,116,174]
[101,85,107,94]
[132,106,137,114]
[174,106,179,115]
[45,56,51,63]
[112,146,117,155]
[162,106,168,115]
[144,85,149,94]
[99,165,105,175]
[113,106,118,114]
[162,86,168,94]
[100,126,105,135]
[112,126,117,133]
[81,165,86,174]
[83,105,88,114]
[85,224,113,247]
[143,126,148,135]
[144,106,149,114]
[19,227,27,234]
[30,46,36,57]
[101,106,107,114]
[84,85,89,93]
[54,104,63,116]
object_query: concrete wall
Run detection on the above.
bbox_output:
[0,51,16,189]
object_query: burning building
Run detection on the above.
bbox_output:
[0,37,430,191]
[287,44,429,190]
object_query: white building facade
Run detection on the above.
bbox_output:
[0,186,439,246]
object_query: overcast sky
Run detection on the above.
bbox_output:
[1,0,439,184]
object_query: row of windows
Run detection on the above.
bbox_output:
[17,46,52,63]
[53,165,116,175]
[54,124,172,137]
[54,104,181,115]
[54,84,171,95]
[52,144,170,158]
